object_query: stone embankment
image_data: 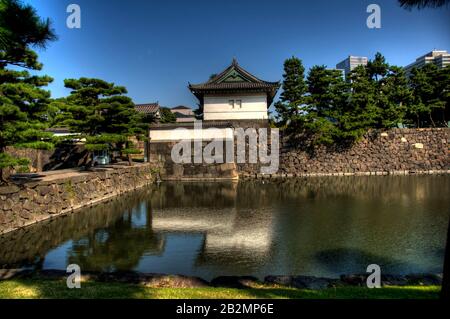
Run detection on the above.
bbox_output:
[0,164,156,235]
[239,128,449,177]
[0,269,442,289]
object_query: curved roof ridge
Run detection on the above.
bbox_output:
[194,59,278,86]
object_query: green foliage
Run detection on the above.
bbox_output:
[54,78,147,161]
[122,148,141,155]
[0,0,56,177]
[0,279,440,299]
[63,180,75,199]
[0,0,57,69]
[274,57,308,129]
[378,66,412,127]
[398,0,450,9]
[275,53,447,146]
[302,65,349,144]
[407,64,449,127]
[0,152,28,169]
[159,107,177,123]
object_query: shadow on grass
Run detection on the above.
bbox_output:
[0,279,441,299]
[242,286,440,299]
[0,279,152,299]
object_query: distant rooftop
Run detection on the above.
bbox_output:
[172,111,194,118]
[135,103,160,114]
[172,105,191,110]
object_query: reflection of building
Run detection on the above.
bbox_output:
[404,50,450,76]
[151,207,274,255]
[336,56,368,78]
[148,60,279,180]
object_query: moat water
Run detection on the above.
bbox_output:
[1,176,449,280]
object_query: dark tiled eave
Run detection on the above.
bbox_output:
[188,59,280,105]
[189,82,279,91]
[135,103,159,114]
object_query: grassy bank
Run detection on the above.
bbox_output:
[0,279,441,299]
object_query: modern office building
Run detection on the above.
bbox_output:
[404,50,450,76]
[336,56,368,77]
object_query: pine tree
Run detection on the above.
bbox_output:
[274,57,307,129]
[364,53,410,129]
[159,107,177,123]
[55,78,146,167]
[379,66,412,128]
[303,65,349,144]
[434,66,450,126]
[0,0,56,182]
[342,65,379,139]
[407,64,446,127]
[398,0,450,9]
[367,52,389,82]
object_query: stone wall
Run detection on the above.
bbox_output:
[241,128,450,177]
[148,120,267,180]
[0,164,156,235]
[149,141,238,181]
[0,187,155,267]
[150,126,449,180]
[6,144,87,173]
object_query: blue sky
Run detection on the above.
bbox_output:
[26,0,450,109]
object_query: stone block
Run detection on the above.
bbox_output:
[0,185,19,195]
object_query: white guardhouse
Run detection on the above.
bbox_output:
[149,59,279,143]
[189,59,280,121]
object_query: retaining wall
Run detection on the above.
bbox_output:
[0,164,156,235]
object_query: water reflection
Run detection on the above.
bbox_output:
[0,176,449,279]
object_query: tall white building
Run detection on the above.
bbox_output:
[404,50,450,76]
[336,56,368,77]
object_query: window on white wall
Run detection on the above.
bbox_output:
[236,100,242,108]
[229,100,235,108]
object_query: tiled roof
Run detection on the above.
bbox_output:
[172,105,191,110]
[189,59,280,104]
[135,103,160,114]
[190,82,279,90]
[189,58,279,91]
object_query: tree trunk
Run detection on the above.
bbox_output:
[83,151,93,170]
[127,154,133,166]
[441,219,450,300]
[430,113,436,127]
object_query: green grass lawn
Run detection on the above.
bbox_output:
[0,279,441,299]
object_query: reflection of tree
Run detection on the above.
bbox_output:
[67,203,164,272]
[0,187,159,269]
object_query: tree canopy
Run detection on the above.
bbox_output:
[274,56,307,129]
[159,107,177,124]
[0,0,56,181]
[398,0,450,9]
[274,53,449,145]
[54,77,147,165]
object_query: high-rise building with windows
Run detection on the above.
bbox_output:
[336,56,368,77]
[404,50,450,76]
